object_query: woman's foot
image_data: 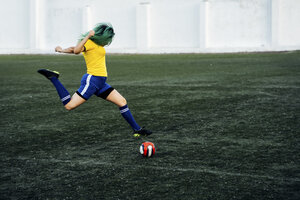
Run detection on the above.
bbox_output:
[133,127,152,137]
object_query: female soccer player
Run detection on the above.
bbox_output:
[38,23,152,137]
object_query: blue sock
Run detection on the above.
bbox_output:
[119,105,141,131]
[50,77,71,105]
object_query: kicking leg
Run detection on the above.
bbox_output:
[64,92,86,110]
[38,69,86,110]
[38,69,71,105]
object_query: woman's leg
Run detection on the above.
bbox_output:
[38,69,86,110]
[105,89,152,136]
[38,69,71,105]
[64,92,86,110]
[106,89,141,131]
[105,89,127,107]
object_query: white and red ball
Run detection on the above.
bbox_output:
[140,142,155,157]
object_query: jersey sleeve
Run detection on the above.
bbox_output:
[84,39,95,52]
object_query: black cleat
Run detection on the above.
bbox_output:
[37,69,60,80]
[133,127,152,137]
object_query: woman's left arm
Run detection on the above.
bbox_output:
[73,30,95,54]
[55,46,75,54]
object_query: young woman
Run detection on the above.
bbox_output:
[38,23,152,137]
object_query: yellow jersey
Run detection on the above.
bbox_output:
[83,39,107,77]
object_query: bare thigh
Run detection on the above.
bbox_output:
[105,89,127,107]
[64,92,86,110]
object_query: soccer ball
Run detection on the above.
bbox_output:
[140,142,155,157]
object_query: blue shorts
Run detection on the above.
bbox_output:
[76,74,114,100]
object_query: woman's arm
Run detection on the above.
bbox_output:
[55,46,75,54]
[73,30,95,54]
[55,30,95,54]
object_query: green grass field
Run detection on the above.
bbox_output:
[0,52,299,199]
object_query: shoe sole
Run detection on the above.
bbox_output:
[133,133,152,138]
[37,69,60,79]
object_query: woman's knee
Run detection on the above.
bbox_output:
[64,93,86,111]
[119,97,127,107]
[64,103,74,111]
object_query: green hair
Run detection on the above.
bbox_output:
[80,23,115,46]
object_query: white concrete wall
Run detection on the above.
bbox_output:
[0,0,299,54]
[0,0,31,49]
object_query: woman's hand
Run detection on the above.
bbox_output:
[88,30,95,38]
[55,46,63,53]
